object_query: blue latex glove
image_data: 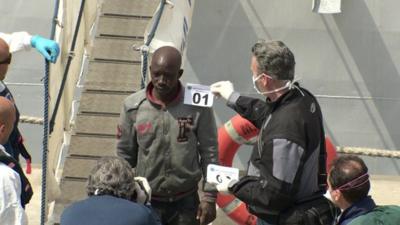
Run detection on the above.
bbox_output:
[31,35,60,63]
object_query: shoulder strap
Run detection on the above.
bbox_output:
[0,150,33,207]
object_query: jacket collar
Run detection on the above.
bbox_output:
[0,144,7,154]
[338,196,376,225]
[266,82,301,110]
[146,82,183,109]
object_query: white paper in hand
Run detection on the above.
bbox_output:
[207,164,239,184]
[184,83,214,107]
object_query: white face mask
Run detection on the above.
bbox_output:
[252,73,265,94]
[252,73,293,95]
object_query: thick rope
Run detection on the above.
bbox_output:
[337,146,400,158]
[41,0,60,224]
[19,116,44,125]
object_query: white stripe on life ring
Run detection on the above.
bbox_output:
[221,197,243,215]
[224,120,257,145]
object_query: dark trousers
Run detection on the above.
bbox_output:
[151,192,200,225]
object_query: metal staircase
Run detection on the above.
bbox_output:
[51,0,159,223]
[51,1,234,224]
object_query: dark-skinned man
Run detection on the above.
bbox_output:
[0,96,32,225]
[0,38,32,170]
[117,46,218,225]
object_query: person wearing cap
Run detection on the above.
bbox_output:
[328,155,400,225]
[210,40,338,225]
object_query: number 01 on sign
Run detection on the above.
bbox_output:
[184,83,214,107]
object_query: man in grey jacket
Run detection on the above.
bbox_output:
[117,46,218,225]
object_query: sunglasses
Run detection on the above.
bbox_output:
[0,53,12,65]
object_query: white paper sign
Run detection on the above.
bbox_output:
[206,164,239,184]
[184,83,214,107]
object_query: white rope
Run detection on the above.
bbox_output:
[337,146,400,158]
[19,116,44,125]
[16,114,400,158]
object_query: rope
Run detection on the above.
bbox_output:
[337,146,400,158]
[49,0,86,133]
[19,116,44,125]
[41,0,60,223]
[140,0,167,89]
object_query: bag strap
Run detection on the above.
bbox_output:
[0,150,33,207]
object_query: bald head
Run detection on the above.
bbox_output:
[149,46,183,101]
[0,96,15,144]
[151,46,182,70]
[0,38,9,59]
[0,38,10,80]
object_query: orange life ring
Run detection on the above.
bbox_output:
[217,114,337,225]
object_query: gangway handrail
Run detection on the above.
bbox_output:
[48,0,86,134]
[140,0,167,89]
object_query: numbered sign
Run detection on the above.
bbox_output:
[206,164,239,184]
[184,83,214,107]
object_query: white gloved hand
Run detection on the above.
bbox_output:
[215,175,238,194]
[134,176,151,204]
[210,81,234,100]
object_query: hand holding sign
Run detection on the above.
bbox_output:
[207,164,239,194]
[184,83,214,107]
[210,81,234,101]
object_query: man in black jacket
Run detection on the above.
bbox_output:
[211,40,338,225]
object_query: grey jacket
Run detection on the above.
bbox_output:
[117,83,218,200]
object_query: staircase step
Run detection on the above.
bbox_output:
[63,157,99,179]
[75,114,119,136]
[97,16,149,38]
[69,135,117,157]
[101,0,159,17]
[92,37,142,62]
[58,178,87,203]
[84,61,141,92]
[79,92,130,114]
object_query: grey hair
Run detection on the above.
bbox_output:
[251,40,295,80]
[87,156,136,200]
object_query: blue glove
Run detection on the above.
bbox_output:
[31,35,60,63]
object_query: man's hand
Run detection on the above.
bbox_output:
[31,35,60,63]
[196,200,216,225]
[215,176,238,194]
[134,176,151,204]
[210,81,234,100]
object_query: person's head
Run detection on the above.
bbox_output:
[250,40,295,100]
[0,38,11,81]
[328,155,370,210]
[0,96,16,145]
[149,46,183,101]
[87,156,137,201]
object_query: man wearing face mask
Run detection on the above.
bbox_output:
[210,40,338,225]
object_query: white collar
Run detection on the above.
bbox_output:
[0,144,9,156]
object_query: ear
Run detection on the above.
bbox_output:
[0,124,5,134]
[178,69,183,79]
[261,74,269,86]
[332,189,341,202]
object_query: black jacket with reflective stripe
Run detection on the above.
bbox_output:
[227,84,326,219]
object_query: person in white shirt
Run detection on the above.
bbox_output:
[0,31,59,62]
[0,96,27,225]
